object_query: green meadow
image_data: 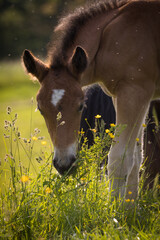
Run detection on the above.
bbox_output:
[0,61,51,184]
[0,62,160,239]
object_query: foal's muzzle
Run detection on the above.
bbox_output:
[53,143,77,175]
[53,155,76,175]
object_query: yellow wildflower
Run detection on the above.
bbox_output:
[78,129,85,135]
[128,191,132,195]
[131,199,134,203]
[20,175,29,183]
[142,123,147,128]
[91,129,96,133]
[136,138,139,142]
[95,114,101,119]
[105,129,110,133]
[41,141,47,146]
[108,133,115,139]
[32,136,38,141]
[45,187,52,194]
[81,178,85,181]
[110,123,116,127]
[125,199,131,203]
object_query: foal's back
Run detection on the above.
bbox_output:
[96,1,160,98]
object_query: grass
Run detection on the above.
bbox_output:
[0,62,160,239]
[0,61,38,103]
[0,109,160,239]
[0,61,51,184]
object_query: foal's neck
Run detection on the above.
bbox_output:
[76,10,118,87]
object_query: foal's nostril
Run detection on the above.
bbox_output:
[53,157,64,175]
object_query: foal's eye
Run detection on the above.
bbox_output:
[78,103,84,112]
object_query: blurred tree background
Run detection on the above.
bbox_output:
[0,0,90,61]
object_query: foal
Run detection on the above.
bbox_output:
[22,0,160,199]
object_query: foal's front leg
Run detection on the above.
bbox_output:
[125,129,143,199]
[108,85,152,199]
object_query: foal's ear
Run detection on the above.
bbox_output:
[22,49,48,82]
[71,46,88,75]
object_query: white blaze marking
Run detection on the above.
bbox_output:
[51,89,65,106]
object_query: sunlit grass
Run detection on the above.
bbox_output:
[0,106,52,190]
[0,108,160,239]
[0,61,39,103]
[0,62,160,239]
[0,61,50,186]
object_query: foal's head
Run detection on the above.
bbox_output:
[22,47,88,174]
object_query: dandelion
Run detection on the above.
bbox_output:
[125,199,131,203]
[95,114,101,119]
[142,123,147,128]
[136,138,139,142]
[45,187,52,194]
[32,136,38,141]
[110,123,116,127]
[91,129,96,133]
[108,133,115,139]
[81,178,86,181]
[105,129,110,133]
[41,141,47,146]
[20,175,29,183]
[128,191,132,195]
[131,199,134,203]
[78,129,85,135]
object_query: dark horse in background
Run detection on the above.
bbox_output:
[23,0,160,199]
[81,84,160,189]
[80,84,116,146]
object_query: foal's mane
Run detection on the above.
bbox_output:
[48,0,128,69]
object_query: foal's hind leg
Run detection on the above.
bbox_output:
[108,84,153,199]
